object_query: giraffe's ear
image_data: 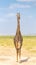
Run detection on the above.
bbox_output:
[16,13,20,16]
[16,14,17,16]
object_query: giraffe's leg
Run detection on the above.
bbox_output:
[19,48,21,60]
[16,49,18,62]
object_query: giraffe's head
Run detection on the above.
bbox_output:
[16,13,20,20]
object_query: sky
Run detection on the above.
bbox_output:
[0,0,36,36]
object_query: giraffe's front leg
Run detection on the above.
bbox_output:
[16,49,18,62]
[19,48,21,61]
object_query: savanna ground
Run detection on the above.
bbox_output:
[0,36,36,65]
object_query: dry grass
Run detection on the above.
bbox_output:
[0,36,36,53]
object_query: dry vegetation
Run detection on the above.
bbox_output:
[0,36,36,53]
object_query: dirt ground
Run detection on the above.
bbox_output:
[0,46,36,65]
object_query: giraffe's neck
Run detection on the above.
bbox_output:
[17,17,20,33]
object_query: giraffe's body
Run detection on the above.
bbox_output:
[14,13,23,62]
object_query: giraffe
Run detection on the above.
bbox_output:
[14,13,23,62]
